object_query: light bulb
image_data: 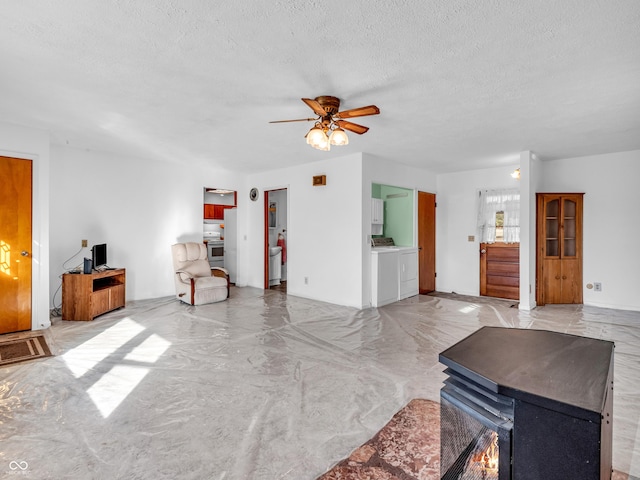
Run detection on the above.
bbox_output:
[329,128,349,146]
[306,127,325,146]
[312,134,330,151]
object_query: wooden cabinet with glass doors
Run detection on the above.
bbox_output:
[536,193,584,305]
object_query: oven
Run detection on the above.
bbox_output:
[206,240,224,268]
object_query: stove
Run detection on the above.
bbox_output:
[204,235,224,268]
[439,327,614,480]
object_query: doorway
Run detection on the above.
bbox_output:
[203,187,237,283]
[264,188,287,292]
[0,156,33,334]
[418,191,436,294]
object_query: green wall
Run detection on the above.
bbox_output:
[371,184,414,246]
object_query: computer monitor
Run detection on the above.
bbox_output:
[91,243,107,269]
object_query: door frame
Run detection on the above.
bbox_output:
[1,134,50,332]
[263,187,288,290]
[263,190,270,289]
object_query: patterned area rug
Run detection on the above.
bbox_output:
[318,399,440,480]
[318,398,636,480]
[0,334,52,366]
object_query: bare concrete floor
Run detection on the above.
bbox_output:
[1,287,639,479]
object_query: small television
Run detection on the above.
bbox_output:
[91,243,108,270]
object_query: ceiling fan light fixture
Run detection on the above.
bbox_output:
[271,96,380,152]
[329,127,349,146]
[306,126,327,146]
[312,134,330,151]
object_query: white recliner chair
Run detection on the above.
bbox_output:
[171,242,229,305]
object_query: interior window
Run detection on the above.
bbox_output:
[495,211,504,242]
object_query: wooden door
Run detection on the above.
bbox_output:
[417,191,436,293]
[480,243,520,300]
[0,156,33,334]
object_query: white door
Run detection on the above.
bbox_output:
[223,208,238,284]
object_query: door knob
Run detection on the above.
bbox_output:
[480,249,486,254]
[21,251,29,257]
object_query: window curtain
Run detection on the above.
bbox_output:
[477,188,520,243]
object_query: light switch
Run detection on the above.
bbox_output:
[468,235,475,242]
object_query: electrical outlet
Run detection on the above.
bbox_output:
[304,277,309,285]
[82,239,88,247]
[594,282,602,292]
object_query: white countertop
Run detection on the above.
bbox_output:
[371,246,418,253]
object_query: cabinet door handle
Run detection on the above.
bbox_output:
[555,275,561,280]
[480,249,486,254]
[562,276,567,280]
[21,251,29,257]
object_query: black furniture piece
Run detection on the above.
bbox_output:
[439,327,614,480]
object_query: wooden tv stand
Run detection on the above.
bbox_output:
[62,269,126,321]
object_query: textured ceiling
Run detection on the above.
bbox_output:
[1,1,639,173]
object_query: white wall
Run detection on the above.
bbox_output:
[540,150,640,311]
[522,153,543,309]
[0,122,50,330]
[48,146,435,311]
[47,141,640,313]
[49,145,244,305]
[436,165,521,296]
[436,150,640,312]
[243,153,437,309]
[246,153,365,308]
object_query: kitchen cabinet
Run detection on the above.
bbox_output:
[204,204,234,220]
[371,247,419,307]
[371,198,384,224]
[536,193,584,305]
[371,198,384,235]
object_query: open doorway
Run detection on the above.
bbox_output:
[203,187,237,283]
[264,188,287,292]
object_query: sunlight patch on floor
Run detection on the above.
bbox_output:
[87,365,150,418]
[61,317,171,418]
[62,317,145,378]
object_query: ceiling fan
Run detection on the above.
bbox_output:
[269,96,380,151]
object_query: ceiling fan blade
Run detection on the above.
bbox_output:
[336,105,380,119]
[269,118,316,123]
[335,120,369,135]
[301,98,327,117]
